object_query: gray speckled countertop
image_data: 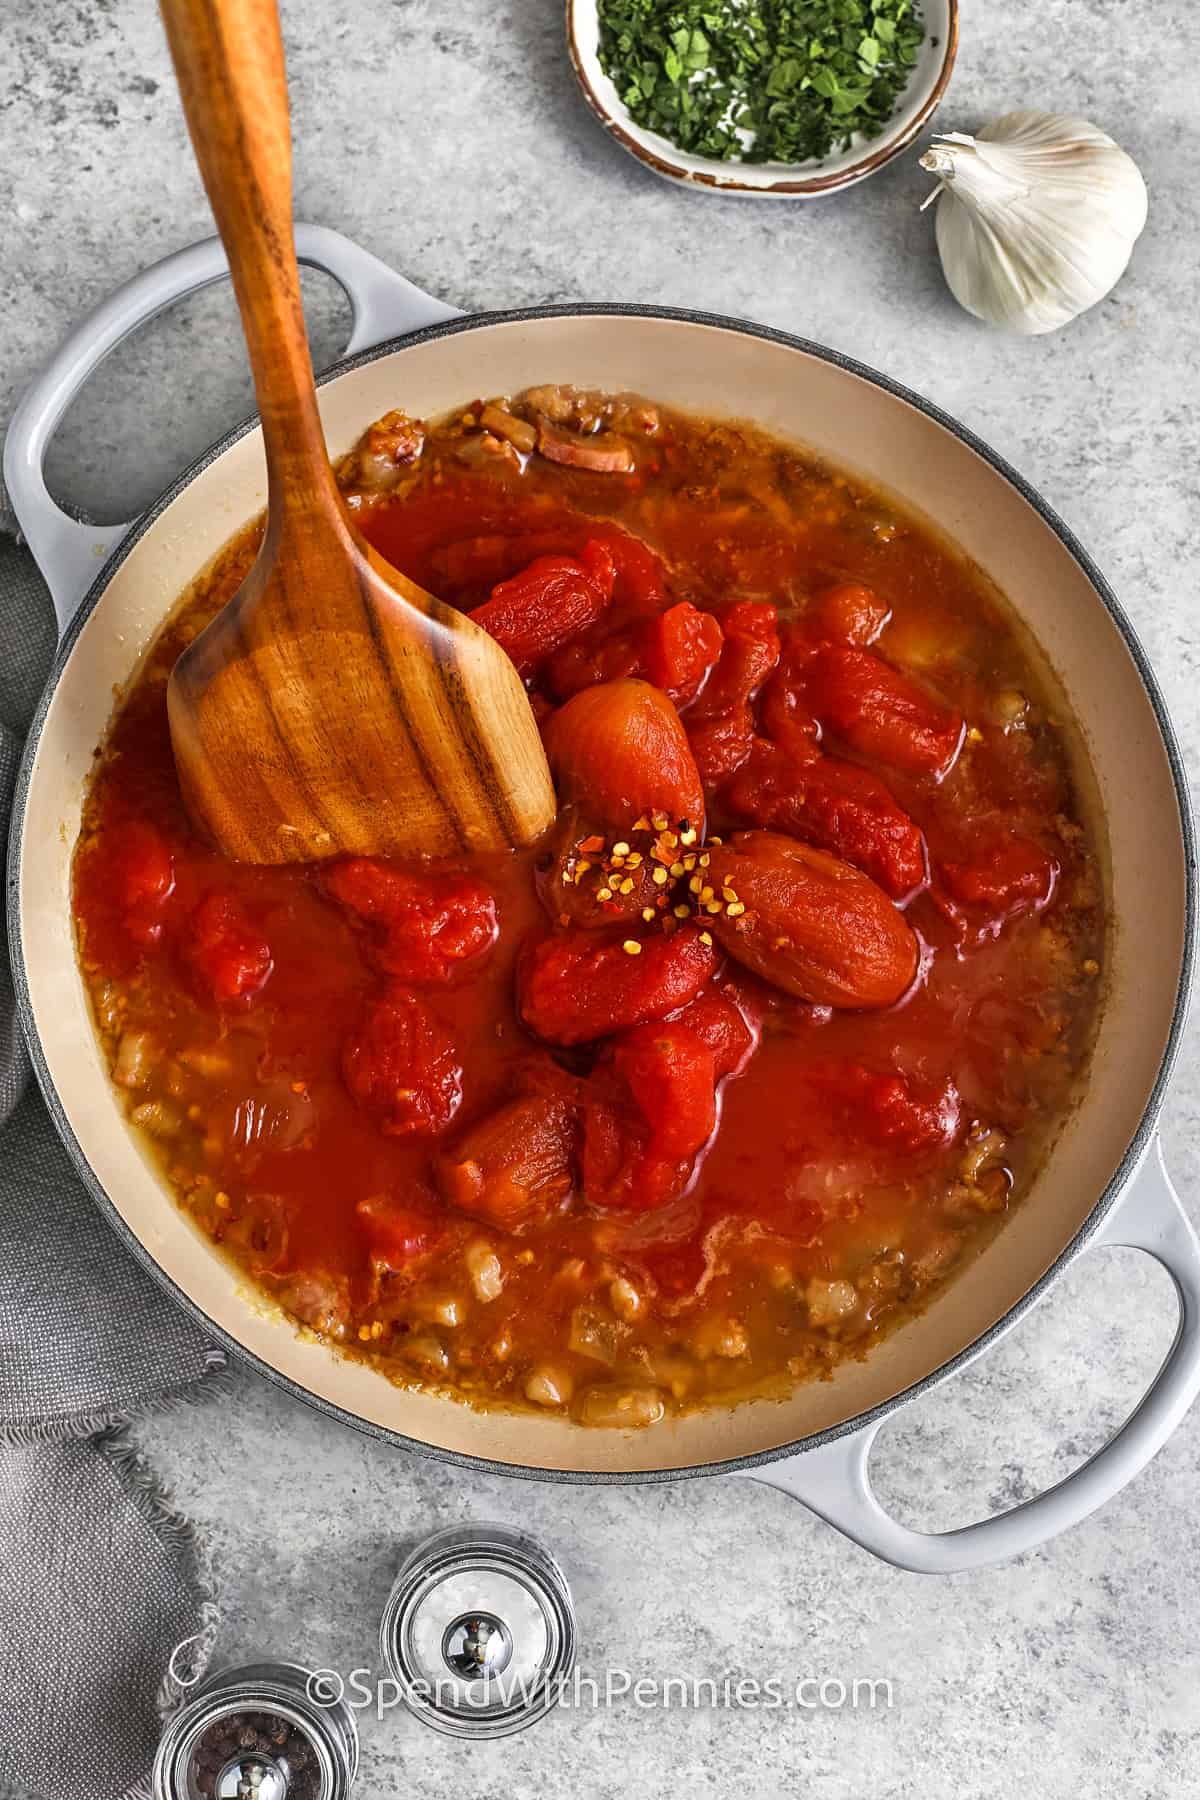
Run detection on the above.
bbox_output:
[3,2,1199,1795]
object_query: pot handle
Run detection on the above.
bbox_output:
[743,1137,1200,1572]
[1,224,458,637]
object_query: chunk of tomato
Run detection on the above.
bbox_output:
[695,601,781,714]
[727,740,927,900]
[760,632,821,764]
[356,1193,447,1271]
[546,599,721,708]
[519,925,718,1046]
[545,624,644,701]
[671,986,760,1079]
[942,839,1059,919]
[469,542,616,676]
[686,710,760,787]
[114,820,177,949]
[642,603,724,709]
[813,582,892,647]
[602,527,671,616]
[340,986,463,1137]
[685,601,780,784]
[808,1061,961,1156]
[633,1233,710,1297]
[186,893,273,1003]
[583,1022,717,1212]
[805,645,964,778]
[865,1072,961,1152]
[613,1023,718,1161]
[437,1094,577,1231]
[117,820,176,912]
[321,857,498,984]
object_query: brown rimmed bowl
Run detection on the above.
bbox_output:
[566,0,958,197]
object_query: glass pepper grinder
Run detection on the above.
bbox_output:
[380,1522,577,1739]
[152,1661,359,1800]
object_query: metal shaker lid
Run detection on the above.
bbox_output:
[380,1523,576,1739]
[153,1661,359,1800]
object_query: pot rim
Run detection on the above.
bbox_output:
[9,301,1197,1483]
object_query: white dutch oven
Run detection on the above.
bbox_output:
[5,227,1197,1572]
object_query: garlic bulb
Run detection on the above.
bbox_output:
[920,111,1148,335]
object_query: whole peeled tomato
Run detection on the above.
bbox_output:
[705,831,918,1009]
[543,678,705,835]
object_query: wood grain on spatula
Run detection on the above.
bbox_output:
[159,0,556,863]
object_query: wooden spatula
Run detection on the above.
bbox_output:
[159,0,557,863]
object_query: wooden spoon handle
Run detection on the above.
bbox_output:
[159,0,335,517]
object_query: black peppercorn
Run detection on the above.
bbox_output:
[189,1711,321,1800]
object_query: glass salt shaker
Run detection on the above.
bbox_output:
[153,1661,359,1800]
[379,1522,577,1739]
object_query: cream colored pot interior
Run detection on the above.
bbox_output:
[16,314,1188,1474]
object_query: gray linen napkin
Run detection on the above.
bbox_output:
[0,533,226,1800]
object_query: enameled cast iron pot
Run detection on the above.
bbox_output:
[6,228,1198,1573]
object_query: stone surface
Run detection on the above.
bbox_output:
[2,2,1199,1795]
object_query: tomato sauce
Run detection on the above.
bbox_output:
[72,387,1105,1426]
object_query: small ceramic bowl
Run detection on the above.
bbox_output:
[566,0,958,197]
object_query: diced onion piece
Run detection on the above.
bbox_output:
[130,1098,183,1139]
[165,1061,191,1101]
[960,1127,1006,1185]
[909,1232,963,1285]
[465,1241,505,1304]
[114,1029,159,1090]
[525,1364,574,1408]
[804,1277,860,1330]
[93,982,125,1034]
[575,1386,665,1429]
[691,1315,749,1359]
[402,1334,451,1373]
[568,1304,624,1366]
[990,690,1030,729]
[608,1276,643,1322]
[179,1045,235,1078]
[413,1296,464,1329]
[638,1349,699,1400]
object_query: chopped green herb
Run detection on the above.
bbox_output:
[595,0,925,166]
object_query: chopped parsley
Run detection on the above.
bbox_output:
[595,0,926,166]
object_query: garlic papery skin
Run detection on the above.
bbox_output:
[920,111,1149,335]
